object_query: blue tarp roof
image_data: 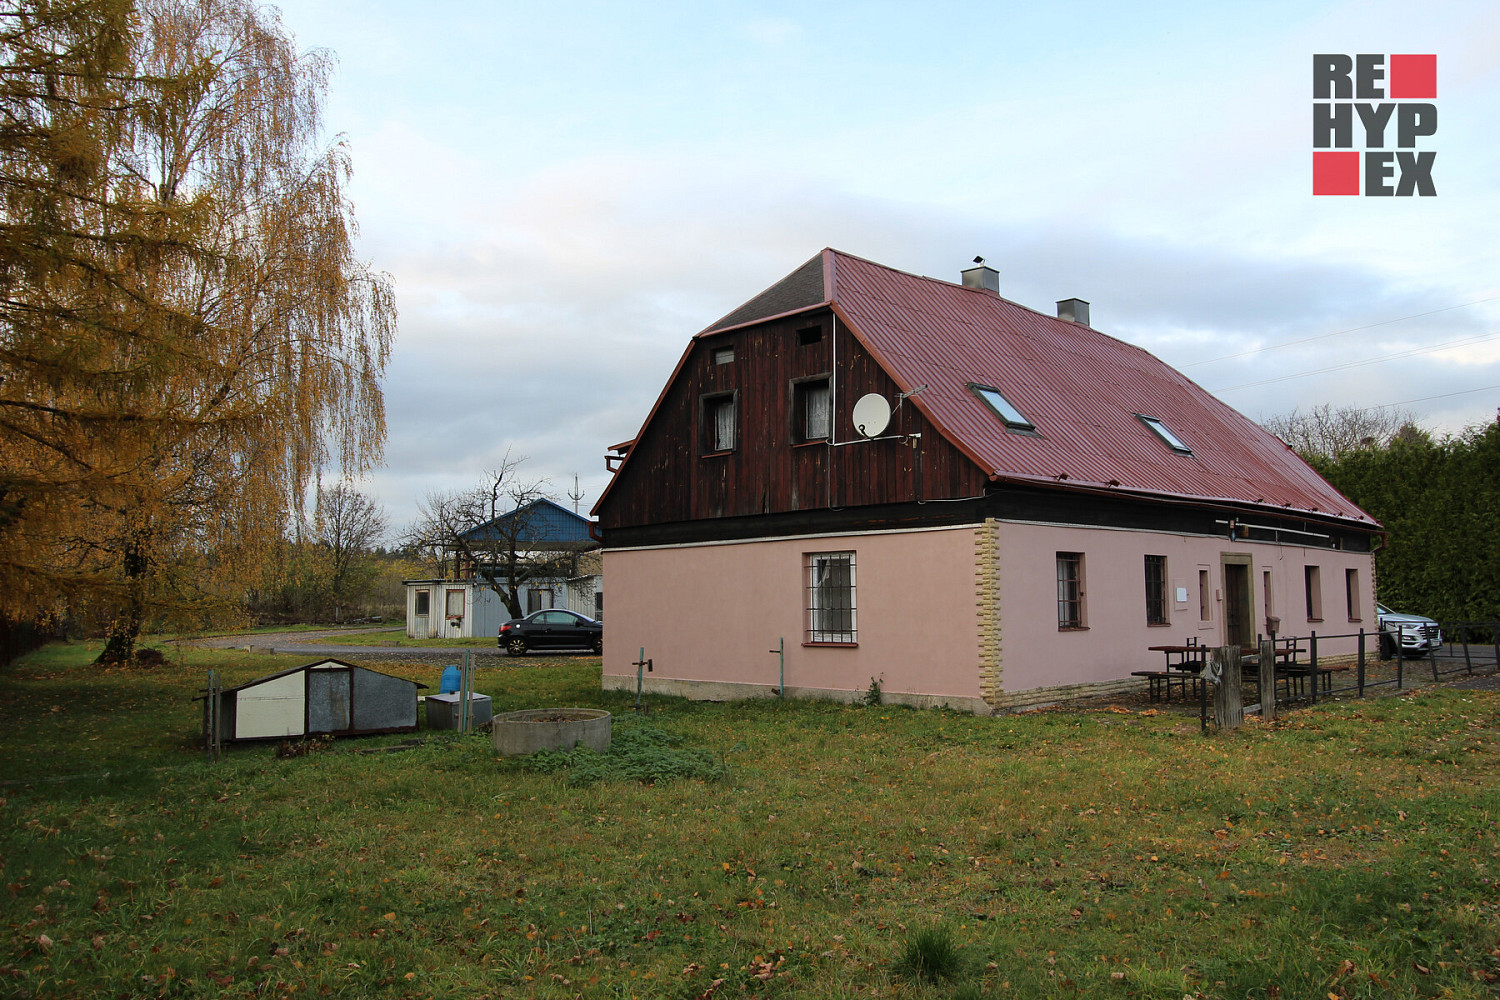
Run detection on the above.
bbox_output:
[458,498,596,546]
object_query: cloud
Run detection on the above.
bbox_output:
[348,144,1497,528]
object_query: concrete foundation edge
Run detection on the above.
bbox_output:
[602,674,1151,715]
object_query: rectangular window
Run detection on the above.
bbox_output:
[969,383,1035,432]
[1345,568,1361,621]
[1198,569,1211,621]
[792,377,831,443]
[1137,414,1192,454]
[594,591,603,621]
[1057,552,1084,629]
[414,590,430,616]
[445,589,465,618]
[1263,571,1273,617]
[806,552,856,643]
[526,588,554,615]
[1305,565,1323,621]
[713,346,734,365]
[701,392,737,453]
[797,325,822,346]
[1144,555,1168,626]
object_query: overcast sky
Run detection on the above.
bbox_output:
[270,0,1500,531]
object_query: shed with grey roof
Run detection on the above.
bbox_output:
[202,659,425,744]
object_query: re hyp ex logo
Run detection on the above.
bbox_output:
[1313,53,1436,196]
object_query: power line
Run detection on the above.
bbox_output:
[1181,294,1500,368]
[1372,383,1500,409]
[1210,330,1500,393]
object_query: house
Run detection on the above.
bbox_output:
[405,498,601,638]
[201,659,423,743]
[591,249,1381,712]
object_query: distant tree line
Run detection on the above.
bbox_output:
[1268,405,1500,624]
[242,484,411,624]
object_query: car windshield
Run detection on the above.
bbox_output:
[1376,604,1391,615]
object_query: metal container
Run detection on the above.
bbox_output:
[424,692,493,731]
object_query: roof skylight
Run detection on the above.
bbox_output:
[969,384,1035,432]
[1137,414,1192,454]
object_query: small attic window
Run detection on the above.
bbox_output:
[1137,414,1192,454]
[713,346,734,365]
[968,383,1035,432]
[797,325,822,346]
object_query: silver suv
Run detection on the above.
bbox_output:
[1376,603,1442,658]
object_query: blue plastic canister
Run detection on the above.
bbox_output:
[440,665,461,694]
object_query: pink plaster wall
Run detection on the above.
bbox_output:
[994,521,1377,692]
[603,521,1377,705]
[602,527,983,702]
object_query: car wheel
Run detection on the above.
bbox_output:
[506,636,528,657]
[592,635,603,655]
[1379,632,1395,660]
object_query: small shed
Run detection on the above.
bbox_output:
[203,659,425,743]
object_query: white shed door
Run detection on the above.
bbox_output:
[234,673,306,739]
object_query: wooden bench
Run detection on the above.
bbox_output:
[1132,669,1202,703]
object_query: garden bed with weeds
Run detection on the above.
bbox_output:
[1,642,1498,998]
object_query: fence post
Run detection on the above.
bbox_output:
[1396,640,1404,690]
[1432,632,1442,682]
[1493,621,1499,673]
[1212,646,1243,730]
[1462,624,1473,675]
[1258,638,1276,721]
[1309,631,1318,705]
[1357,629,1365,697]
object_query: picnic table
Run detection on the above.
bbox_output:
[1134,638,1349,704]
[1134,643,1209,702]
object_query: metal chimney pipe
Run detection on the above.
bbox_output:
[1056,298,1090,326]
[961,264,1000,295]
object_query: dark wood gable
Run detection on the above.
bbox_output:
[597,306,989,533]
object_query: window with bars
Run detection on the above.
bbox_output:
[806,551,856,643]
[793,377,831,443]
[1144,554,1168,625]
[1057,552,1084,629]
[701,392,737,454]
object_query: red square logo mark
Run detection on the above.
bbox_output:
[1313,151,1360,195]
[1389,54,1436,99]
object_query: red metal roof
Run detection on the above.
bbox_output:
[821,250,1375,525]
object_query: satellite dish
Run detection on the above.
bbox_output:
[852,393,892,438]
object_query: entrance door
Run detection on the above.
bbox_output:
[1221,556,1253,650]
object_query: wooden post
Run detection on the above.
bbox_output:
[1309,632,1318,704]
[1356,629,1366,697]
[1258,639,1276,722]
[1212,645,1243,730]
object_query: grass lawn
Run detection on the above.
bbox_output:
[1,643,1497,999]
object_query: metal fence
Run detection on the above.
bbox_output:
[1253,619,1500,711]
